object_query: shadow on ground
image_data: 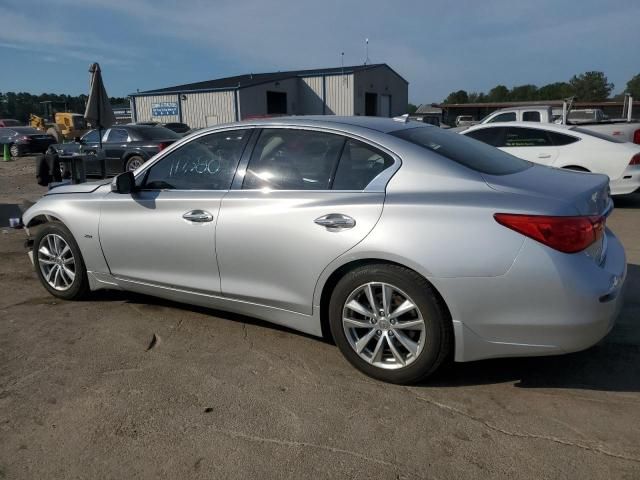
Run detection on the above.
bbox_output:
[613,191,640,208]
[90,262,640,393]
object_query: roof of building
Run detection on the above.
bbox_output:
[415,104,442,114]
[133,63,407,96]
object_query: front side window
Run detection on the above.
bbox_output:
[522,111,541,122]
[333,139,394,190]
[503,127,551,147]
[487,112,516,123]
[82,130,100,143]
[142,129,249,190]
[107,129,128,143]
[243,129,344,190]
[464,127,505,147]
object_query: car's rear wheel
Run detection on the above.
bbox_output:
[33,222,89,300]
[125,155,144,172]
[9,143,20,157]
[329,264,451,384]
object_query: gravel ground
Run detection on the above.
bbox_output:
[1,156,639,479]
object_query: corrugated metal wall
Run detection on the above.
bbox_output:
[298,76,324,114]
[133,94,180,123]
[181,91,236,128]
[325,74,354,115]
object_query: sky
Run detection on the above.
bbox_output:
[0,0,638,104]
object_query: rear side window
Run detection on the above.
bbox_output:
[503,127,551,147]
[391,126,531,175]
[522,111,541,122]
[243,129,344,190]
[106,129,128,142]
[487,112,516,123]
[136,126,181,140]
[547,131,580,146]
[333,139,394,190]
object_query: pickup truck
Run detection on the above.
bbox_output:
[476,102,640,144]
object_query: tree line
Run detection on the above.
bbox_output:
[0,92,128,123]
[443,71,640,104]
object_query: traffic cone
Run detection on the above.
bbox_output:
[3,144,10,161]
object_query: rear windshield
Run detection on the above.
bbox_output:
[1,119,21,126]
[134,126,181,140]
[569,127,627,143]
[390,126,532,175]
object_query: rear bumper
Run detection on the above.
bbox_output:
[436,229,627,362]
[610,165,640,196]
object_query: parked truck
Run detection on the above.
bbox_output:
[475,96,640,144]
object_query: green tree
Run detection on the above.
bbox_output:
[569,71,613,101]
[468,92,486,103]
[443,90,469,104]
[509,84,538,101]
[625,73,640,98]
[537,82,573,100]
[407,103,418,114]
[486,85,509,102]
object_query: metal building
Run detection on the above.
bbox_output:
[129,64,408,128]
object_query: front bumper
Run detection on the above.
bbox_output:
[435,228,627,362]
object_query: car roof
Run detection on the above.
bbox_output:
[464,122,574,133]
[226,115,424,134]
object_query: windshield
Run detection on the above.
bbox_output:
[570,127,627,143]
[391,126,532,175]
[135,126,181,140]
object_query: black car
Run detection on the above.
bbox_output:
[51,125,181,176]
[0,127,56,157]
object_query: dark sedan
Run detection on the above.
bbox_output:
[0,127,56,157]
[51,125,181,176]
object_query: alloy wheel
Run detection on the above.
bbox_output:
[342,282,426,369]
[127,157,143,171]
[38,234,76,291]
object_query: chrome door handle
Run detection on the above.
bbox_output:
[537,153,552,159]
[314,213,356,230]
[182,210,214,223]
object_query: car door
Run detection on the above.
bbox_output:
[215,128,394,315]
[103,127,130,172]
[99,128,252,293]
[498,126,559,166]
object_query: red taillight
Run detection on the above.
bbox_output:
[633,129,640,145]
[158,142,169,151]
[494,213,605,254]
[630,153,640,166]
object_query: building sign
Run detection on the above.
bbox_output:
[152,102,178,116]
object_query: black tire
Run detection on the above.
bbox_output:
[33,221,90,300]
[9,143,21,157]
[124,155,144,172]
[329,264,451,384]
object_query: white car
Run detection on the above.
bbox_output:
[462,122,640,195]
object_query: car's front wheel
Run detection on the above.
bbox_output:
[33,222,89,300]
[329,264,451,384]
[9,143,21,157]
[124,155,144,172]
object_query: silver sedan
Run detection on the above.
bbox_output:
[23,116,626,384]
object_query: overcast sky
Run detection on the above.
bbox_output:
[1,0,638,104]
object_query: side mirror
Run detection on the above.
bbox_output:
[111,171,136,194]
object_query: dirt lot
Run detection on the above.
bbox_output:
[1,156,639,479]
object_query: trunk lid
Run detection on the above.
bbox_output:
[482,164,611,216]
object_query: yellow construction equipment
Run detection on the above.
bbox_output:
[29,102,88,143]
